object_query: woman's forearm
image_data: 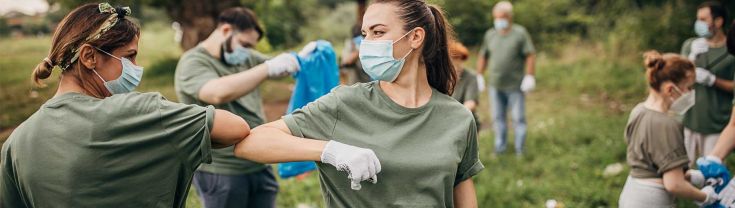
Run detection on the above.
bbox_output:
[663,169,707,202]
[233,122,326,163]
[712,111,735,160]
[453,179,478,208]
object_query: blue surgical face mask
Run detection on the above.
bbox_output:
[494,19,509,31]
[695,20,713,38]
[92,47,144,94]
[359,29,415,82]
[223,35,251,65]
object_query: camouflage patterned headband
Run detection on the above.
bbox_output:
[60,3,131,71]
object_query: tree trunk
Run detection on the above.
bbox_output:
[160,0,241,50]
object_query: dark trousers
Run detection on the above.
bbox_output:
[192,167,278,208]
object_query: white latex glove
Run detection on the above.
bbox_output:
[695,67,716,87]
[688,169,706,188]
[689,38,709,61]
[298,41,318,58]
[476,75,486,92]
[520,75,536,92]
[321,140,381,190]
[695,186,720,207]
[265,53,300,78]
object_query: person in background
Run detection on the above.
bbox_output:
[618,51,718,207]
[476,1,536,156]
[341,24,372,84]
[679,1,735,167]
[173,7,316,208]
[449,40,481,131]
[235,0,483,207]
[696,20,735,183]
[0,3,252,207]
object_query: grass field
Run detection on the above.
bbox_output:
[0,23,708,207]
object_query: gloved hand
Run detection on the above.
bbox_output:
[298,41,318,58]
[697,156,731,192]
[689,38,709,61]
[689,169,706,188]
[321,140,381,190]
[265,53,300,78]
[520,75,536,92]
[476,75,486,92]
[695,186,720,207]
[696,67,716,87]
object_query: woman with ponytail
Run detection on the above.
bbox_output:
[1,3,373,207]
[618,51,718,207]
[236,0,483,207]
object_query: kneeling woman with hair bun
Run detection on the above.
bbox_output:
[618,51,718,207]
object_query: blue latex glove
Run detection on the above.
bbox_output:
[697,156,731,193]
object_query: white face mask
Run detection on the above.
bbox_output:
[92,47,144,94]
[494,19,509,31]
[669,86,696,118]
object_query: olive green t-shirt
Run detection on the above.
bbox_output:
[175,46,268,175]
[478,24,536,91]
[452,69,480,127]
[1,92,214,208]
[625,104,689,179]
[284,81,484,207]
[681,38,735,134]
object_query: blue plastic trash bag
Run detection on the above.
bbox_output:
[697,157,731,193]
[278,40,339,179]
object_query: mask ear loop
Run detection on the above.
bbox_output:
[394,28,418,61]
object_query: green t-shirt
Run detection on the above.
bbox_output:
[478,24,535,91]
[1,92,214,208]
[452,69,480,128]
[625,104,689,179]
[284,81,484,207]
[175,46,268,175]
[452,69,479,103]
[681,38,735,134]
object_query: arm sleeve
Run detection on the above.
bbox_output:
[158,98,215,170]
[283,86,342,140]
[478,30,491,60]
[176,56,221,101]
[522,29,536,55]
[681,38,693,56]
[0,143,24,208]
[464,72,480,102]
[651,122,689,175]
[454,121,484,186]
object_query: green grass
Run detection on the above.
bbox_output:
[0,23,708,207]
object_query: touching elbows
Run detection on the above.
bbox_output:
[210,109,250,148]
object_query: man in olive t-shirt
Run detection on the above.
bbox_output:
[476,1,536,155]
[680,2,735,167]
[174,7,301,208]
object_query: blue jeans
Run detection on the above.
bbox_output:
[489,88,527,154]
[193,167,279,208]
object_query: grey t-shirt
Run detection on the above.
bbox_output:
[625,104,689,179]
[478,24,536,91]
[284,81,484,207]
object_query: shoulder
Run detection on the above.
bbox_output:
[463,69,478,79]
[512,24,529,34]
[178,47,212,67]
[682,37,698,48]
[484,28,497,38]
[434,91,475,121]
[103,92,167,114]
